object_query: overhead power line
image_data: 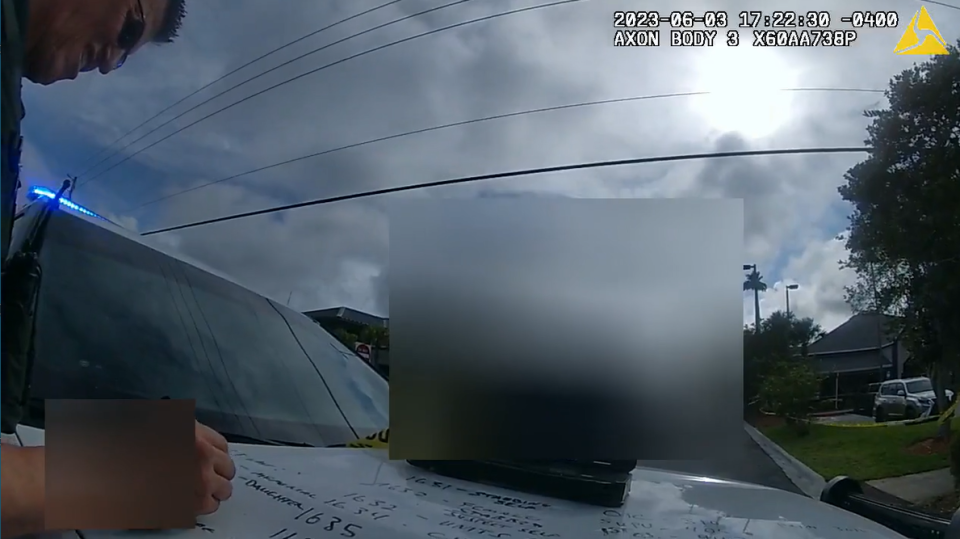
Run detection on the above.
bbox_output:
[79,0,588,187]
[77,0,474,182]
[70,0,960,185]
[73,0,405,174]
[923,0,960,11]
[140,146,872,236]
[124,87,886,213]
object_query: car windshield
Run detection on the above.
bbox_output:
[22,207,389,447]
[905,379,933,394]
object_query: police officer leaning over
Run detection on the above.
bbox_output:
[1,1,236,536]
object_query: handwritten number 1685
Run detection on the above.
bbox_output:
[282,506,363,537]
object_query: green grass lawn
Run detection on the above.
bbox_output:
[760,418,957,481]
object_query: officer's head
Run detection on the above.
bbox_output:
[25,0,187,85]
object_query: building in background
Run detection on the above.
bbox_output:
[804,313,912,405]
[303,306,390,379]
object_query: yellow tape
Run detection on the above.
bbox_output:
[346,428,389,448]
[822,415,940,428]
[938,399,959,426]
[762,400,957,429]
[824,422,901,428]
[829,400,958,428]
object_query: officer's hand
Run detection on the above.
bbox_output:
[195,421,236,515]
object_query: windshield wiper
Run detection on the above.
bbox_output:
[407,459,636,508]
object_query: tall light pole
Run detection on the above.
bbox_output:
[785,283,799,317]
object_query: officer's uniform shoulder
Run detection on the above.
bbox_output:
[2,0,29,139]
[2,0,28,269]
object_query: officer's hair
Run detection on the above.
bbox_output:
[153,0,187,44]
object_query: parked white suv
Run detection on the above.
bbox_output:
[874,377,954,422]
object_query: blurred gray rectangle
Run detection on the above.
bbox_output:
[46,399,196,530]
[389,198,743,460]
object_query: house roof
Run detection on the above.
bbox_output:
[806,349,892,374]
[806,313,901,356]
[303,306,389,329]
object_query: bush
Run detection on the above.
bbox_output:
[759,360,823,433]
[950,432,960,488]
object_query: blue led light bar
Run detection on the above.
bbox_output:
[28,186,106,221]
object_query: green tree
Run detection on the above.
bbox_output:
[760,310,825,355]
[376,327,390,348]
[744,327,777,407]
[743,268,768,333]
[333,327,358,349]
[359,326,389,348]
[744,310,825,406]
[358,326,389,366]
[759,360,823,434]
[839,42,960,438]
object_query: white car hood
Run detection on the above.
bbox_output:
[65,444,908,539]
[913,389,952,400]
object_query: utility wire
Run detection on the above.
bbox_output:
[141,146,871,236]
[923,0,960,11]
[73,0,404,174]
[78,0,478,183]
[85,0,568,188]
[124,87,886,213]
[79,0,579,187]
[70,0,960,185]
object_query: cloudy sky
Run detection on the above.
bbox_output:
[19,0,960,333]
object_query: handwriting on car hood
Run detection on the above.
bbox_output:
[79,445,908,539]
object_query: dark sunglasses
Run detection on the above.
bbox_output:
[116,0,146,69]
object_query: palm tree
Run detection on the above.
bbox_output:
[743,268,768,333]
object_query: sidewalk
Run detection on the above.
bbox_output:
[745,422,954,504]
[867,468,954,504]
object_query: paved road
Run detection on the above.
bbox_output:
[638,427,803,495]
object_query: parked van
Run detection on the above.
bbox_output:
[874,377,953,422]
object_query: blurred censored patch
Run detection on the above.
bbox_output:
[389,198,744,461]
[45,399,196,530]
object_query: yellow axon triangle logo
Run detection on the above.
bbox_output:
[894,6,949,55]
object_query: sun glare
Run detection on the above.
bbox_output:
[690,47,800,139]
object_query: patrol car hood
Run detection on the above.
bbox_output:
[72,444,906,539]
